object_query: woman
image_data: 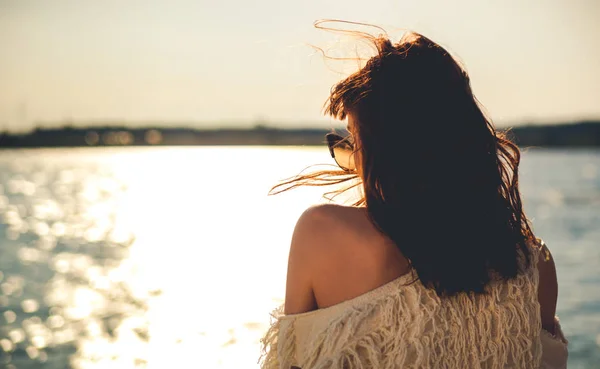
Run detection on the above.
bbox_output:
[260,27,568,369]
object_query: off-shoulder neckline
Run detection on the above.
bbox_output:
[280,271,417,320]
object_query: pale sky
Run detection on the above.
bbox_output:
[1,0,599,132]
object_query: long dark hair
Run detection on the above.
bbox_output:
[272,25,535,296]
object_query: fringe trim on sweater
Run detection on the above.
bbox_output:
[260,243,560,369]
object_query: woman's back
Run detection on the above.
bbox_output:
[260,204,566,369]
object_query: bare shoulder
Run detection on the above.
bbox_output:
[284,204,378,314]
[535,239,559,334]
[294,203,348,231]
[285,204,408,312]
[290,204,367,254]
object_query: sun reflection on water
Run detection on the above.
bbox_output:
[0,147,598,368]
[0,147,334,369]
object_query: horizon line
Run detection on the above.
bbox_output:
[1,118,599,136]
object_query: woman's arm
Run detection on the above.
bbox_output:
[537,241,558,334]
[283,207,323,315]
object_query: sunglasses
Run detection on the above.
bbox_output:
[326,132,356,171]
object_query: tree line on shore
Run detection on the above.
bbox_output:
[0,121,599,148]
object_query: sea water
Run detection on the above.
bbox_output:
[0,147,598,369]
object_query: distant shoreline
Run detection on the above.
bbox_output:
[0,121,599,148]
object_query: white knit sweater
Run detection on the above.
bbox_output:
[260,245,568,369]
